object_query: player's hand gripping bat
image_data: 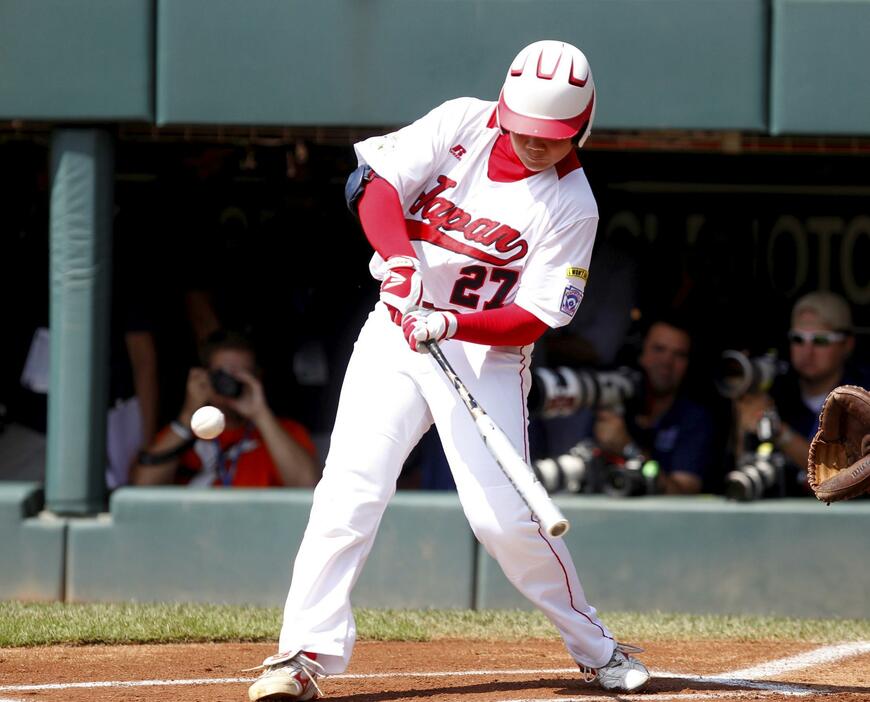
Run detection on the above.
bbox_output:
[424,339,570,537]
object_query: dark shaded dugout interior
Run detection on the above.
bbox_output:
[1,131,868,465]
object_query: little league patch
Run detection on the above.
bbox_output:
[560,284,584,316]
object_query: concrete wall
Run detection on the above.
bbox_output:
[5,483,869,618]
[65,488,476,608]
[0,483,66,601]
[476,497,870,618]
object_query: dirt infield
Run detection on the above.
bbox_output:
[1,639,868,701]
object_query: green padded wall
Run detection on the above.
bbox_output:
[0,0,154,121]
[66,489,476,607]
[476,497,870,618]
[7,489,870,616]
[6,0,870,135]
[0,483,66,601]
[771,0,870,135]
[45,130,114,515]
[157,0,767,131]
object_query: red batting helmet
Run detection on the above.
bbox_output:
[497,40,596,146]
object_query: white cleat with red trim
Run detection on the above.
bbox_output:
[580,643,650,692]
[247,650,325,701]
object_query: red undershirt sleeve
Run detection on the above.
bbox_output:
[356,174,416,260]
[452,303,550,346]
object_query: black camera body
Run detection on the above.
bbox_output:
[724,410,787,501]
[604,451,660,497]
[532,440,659,497]
[209,368,244,398]
[725,444,786,501]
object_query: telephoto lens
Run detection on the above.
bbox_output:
[532,440,600,494]
[714,350,786,399]
[724,443,783,501]
[528,366,641,418]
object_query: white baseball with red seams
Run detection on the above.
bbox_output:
[272,91,620,677]
[190,405,225,440]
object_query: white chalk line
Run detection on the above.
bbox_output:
[710,640,870,681]
[503,693,812,702]
[1,640,867,697]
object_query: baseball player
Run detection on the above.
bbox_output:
[248,40,649,700]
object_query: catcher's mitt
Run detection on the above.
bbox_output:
[807,385,870,503]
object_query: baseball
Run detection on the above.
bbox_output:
[190,405,225,440]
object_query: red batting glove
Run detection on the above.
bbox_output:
[401,310,458,353]
[380,255,423,325]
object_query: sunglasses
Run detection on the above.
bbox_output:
[787,330,847,347]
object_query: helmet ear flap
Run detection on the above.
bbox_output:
[575,91,597,148]
[495,91,506,134]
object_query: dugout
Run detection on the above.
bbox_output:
[1,0,869,614]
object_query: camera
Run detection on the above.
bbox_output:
[533,440,602,494]
[532,440,660,496]
[724,443,786,501]
[604,451,660,498]
[209,368,244,398]
[724,410,787,501]
[528,366,641,418]
[714,350,787,399]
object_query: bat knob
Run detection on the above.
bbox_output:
[547,520,570,538]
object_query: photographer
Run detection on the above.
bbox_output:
[594,316,714,495]
[733,291,867,493]
[131,330,319,487]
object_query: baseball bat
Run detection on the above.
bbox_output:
[424,339,570,538]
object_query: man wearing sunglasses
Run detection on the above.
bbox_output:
[736,291,867,492]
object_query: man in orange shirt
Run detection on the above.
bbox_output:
[131,330,319,487]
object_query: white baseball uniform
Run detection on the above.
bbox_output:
[276,97,615,672]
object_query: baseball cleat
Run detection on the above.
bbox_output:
[248,651,325,701]
[580,643,650,692]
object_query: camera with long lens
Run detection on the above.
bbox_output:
[533,440,660,496]
[724,410,787,501]
[209,368,244,398]
[528,366,642,418]
[604,448,660,497]
[714,350,787,399]
[532,440,603,494]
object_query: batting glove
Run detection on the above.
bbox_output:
[380,255,423,325]
[402,310,458,353]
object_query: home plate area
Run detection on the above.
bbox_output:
[1,640,868,701]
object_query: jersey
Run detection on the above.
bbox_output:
[354,97,598,330]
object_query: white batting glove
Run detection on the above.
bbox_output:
[380,255,423,325]
[401,309,458,353]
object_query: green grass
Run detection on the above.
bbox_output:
[1,601,868,647]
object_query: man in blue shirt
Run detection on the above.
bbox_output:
[735,291,868,495]
[594,317,714,494]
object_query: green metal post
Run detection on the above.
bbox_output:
[44,129,114,515]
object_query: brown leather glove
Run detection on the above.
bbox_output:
[807,385,870,503]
